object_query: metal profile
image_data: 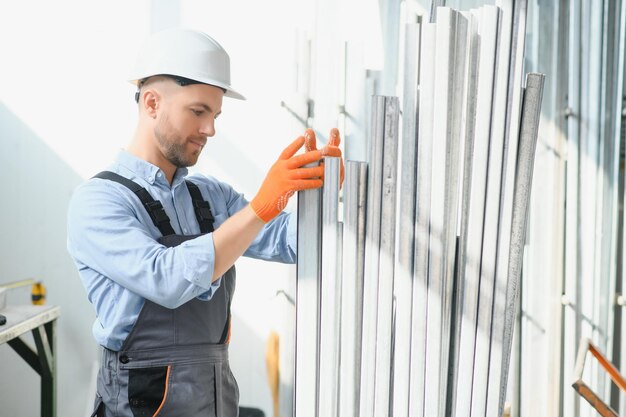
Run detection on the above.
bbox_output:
[453,7,499,416]
[485,0,531,414]
[448,8,479,414]
[583,3,605,395]
[476,0,516,410]
[359,95,389,417]
[339,161,368,417]
[373,96,400,417]
[318,157,342,417]
[424,7,466,416]
[616,1,626,413]
[590,0,624,403]
[442,14,468,416]
[409,21,437,417]
[295,172,322,417]
[548,1,582,416]
[491,73,545,416]
[392,21,421,417]
[597,0,625,404]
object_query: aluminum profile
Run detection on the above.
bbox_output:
[318,157,342,417]
[424,7,466,416]
[467,9,512,417]
[392,21,421,417]
[339,161,368,417]
[373,95,400,417]
[409,21,437,417]
[486,0,531,414]
[295,167,322,417]
[453,6,499,416]
[359,95,390,417]
[492,73,545,416]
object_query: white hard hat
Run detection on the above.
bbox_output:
[129,28,245,100]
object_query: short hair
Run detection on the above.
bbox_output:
[134,74,227,103]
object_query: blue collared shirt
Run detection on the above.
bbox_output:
[67,150,297,350]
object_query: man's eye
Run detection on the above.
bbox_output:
[192,109,203,116]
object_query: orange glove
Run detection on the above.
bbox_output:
[251,135,325,222]
[304,127,345,187]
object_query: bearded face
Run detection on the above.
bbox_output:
[154,110,203,168]
[140,80,223,172]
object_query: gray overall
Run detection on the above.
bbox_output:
[90,171,238,417]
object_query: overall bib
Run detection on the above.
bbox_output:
[91,171,238,417]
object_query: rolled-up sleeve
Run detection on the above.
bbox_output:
[209,179,297,263]
[67,180,220,309]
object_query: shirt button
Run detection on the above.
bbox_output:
[157,172,162,177]
[119,354,129,364]
[183,228,188,233]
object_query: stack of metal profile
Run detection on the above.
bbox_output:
[295,5,545,417]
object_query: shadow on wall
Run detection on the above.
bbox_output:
[0,101,99,417]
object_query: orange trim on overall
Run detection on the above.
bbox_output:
[152,365,171,417]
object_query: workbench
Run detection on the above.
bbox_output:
[0,304,60,417]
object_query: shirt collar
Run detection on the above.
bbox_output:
[115,150,189,186]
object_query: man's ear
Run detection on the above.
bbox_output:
[141,88,161,119]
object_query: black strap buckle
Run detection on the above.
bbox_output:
[145,200,170,226]
[193,200,215,223]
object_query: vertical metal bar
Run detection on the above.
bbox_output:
[597,0,623,406]
[296,172,322,417]
[373,96,400,417]
[318,157,341,417]
[425,7,465,416]
[448,8,479,415]
[551,1,571,414]
[496,73,545,416]
[443,15,468,415]
[392,21,421,417]
[483,0,525,414]
[339,161,368,417]
[479,0,529,414]
[485,3,516,414]
[601,0,626,410]
[424,8,456,414]
[574,0,602,413]
[359,95,388,417]
[616,2,626,415]
[584,1,605,403]
[558,0,583,415]
[453,6,499,417]
[409,21,437,417]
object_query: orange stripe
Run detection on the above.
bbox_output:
[590,344,626,393]
[152,365,171,417]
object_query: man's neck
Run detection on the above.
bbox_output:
[128,130,177,184]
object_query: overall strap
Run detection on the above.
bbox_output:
[185,180,215,234]
[93,171,176,236]
[184,180,231,344]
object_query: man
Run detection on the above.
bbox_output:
[67,28,343,417]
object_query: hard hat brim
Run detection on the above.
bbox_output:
[129,76,246,101]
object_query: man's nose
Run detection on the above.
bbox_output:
[200,119,216,137]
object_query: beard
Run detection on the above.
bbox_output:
[154,114,200,168]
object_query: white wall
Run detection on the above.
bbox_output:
[0,3,150,416]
